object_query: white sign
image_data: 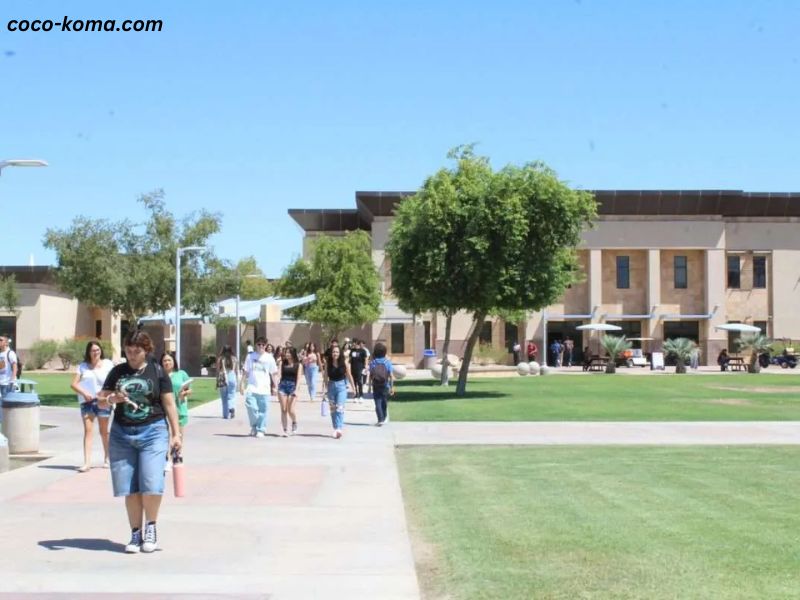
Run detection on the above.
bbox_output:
[651,351,665,370]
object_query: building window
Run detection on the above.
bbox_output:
[753,320,768,337]
[95,320,103,338]
[753,256,767,288]
[727,255,741,289]
[674,255,688,289]
[479,321,492,345]
[616,256,630,289]
[391,323,405,354]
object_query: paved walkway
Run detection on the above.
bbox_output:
[3,392,800,599]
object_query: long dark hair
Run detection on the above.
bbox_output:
[83,341,105,364]
[282,346,299,366]
[220,345,234,370]
[329,345,346,369]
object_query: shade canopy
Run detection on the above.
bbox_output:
[715,323,762,333]
[576,323,623,332]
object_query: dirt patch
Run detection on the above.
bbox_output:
[708,385,800,394]
[708,398,753,406]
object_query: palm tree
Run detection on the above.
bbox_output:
[736,333,773,373]
[663,337,697,374]
[600,335,632,374]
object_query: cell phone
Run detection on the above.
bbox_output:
[181,378,194,390]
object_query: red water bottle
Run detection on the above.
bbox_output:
[172,449,185,498]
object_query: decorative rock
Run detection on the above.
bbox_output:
[516,362,530,376]
[430,364,443,379]
[528,361,541,376]
[539,365,551,376]
[393,364,407,380]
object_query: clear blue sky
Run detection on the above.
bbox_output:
[2,0,798,276]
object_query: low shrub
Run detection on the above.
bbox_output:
[57,338,115,370]
[28,339,59,369]
[474,342,509,366]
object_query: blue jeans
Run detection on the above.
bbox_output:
[80,399,112,418]
[109,420,169,497]
[245,392,269,433]
[327,380,347,431]
[220,379,237,418]
[0,383,13,421]
[373,387,389,423]
[304,363,319,400]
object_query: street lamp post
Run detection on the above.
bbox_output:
[0,159,48,175]
[175,246,206,367]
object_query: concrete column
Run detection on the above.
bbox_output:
[588,250,602,315]
[646,250,662,345]
[704,249,727,365]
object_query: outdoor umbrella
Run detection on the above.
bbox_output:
[576,323,623,356]
[715,323,762,333]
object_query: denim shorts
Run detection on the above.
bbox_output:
[278,379,297,396]
[80,399,112,418]
[109,420,169,497]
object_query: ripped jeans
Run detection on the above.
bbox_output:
[327,379,347,431]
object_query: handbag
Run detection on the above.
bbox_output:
[215,365,227,388]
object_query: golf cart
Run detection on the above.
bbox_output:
[624,337,654,367]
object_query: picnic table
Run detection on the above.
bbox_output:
[728,356,747,372]
[586,356,609,372]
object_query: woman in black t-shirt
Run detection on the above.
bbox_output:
[277,346,303,437]
[98,330,181,555]
[325,345,355,439]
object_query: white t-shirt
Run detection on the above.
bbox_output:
[0,349,18,385]
[244,351,277,395]
[75,359,114,403]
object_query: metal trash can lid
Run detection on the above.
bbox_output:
[1,392,40,408]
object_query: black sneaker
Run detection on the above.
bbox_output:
[125,528,142,554]
[141,522,158,553]
[229,408,235,418]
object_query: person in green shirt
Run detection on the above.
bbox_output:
[160,352,192,435]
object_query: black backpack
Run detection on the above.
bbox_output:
[371,362,389,389]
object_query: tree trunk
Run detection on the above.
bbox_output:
[749,354,760,374]
[455,311,487,396]
[605,362,616,374]
[676,359,686,374]
[440,314,452,386]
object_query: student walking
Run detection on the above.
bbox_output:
[368,342,394,426]
[302,342,322,401]
[277,346,303,436]
[563,337,575,367]
[325,345,355,439]
[0,335,18,421]
[216,345,239,418]
[160,352,192,438]
[98,330,181,554]
[241,337,278,437]
[349,339,368,402]
[70,341,114,472]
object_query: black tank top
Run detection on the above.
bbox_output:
[327,363,346,381]
[281,361,298,381]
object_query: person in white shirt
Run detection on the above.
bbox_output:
[240,336,278,437]
[0,335,19,422]
[70,341,115,472]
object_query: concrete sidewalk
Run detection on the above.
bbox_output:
[0,397,420,599]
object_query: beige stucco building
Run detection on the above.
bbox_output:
[0,266,122,363]
[290,190,800,367]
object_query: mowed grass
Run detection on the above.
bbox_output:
[397,446,800,600]
[24,373,219,410]
[391,374,800,421]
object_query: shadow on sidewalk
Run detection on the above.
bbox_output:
[38,465,80,471]
[39,538,125,553]
[294,433,335,439]
[213,433,282,438]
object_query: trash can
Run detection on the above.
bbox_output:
[0,434,8,473]
[1,380,41,454]
[423,349,437,370]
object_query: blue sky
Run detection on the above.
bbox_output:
[1,0,798,276]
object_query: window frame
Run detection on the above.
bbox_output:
[727,255,741,289]
[752,255,767,289]
[674,255,688,289]
[616,255,630,289]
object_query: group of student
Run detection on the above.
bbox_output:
[226,336,395,440]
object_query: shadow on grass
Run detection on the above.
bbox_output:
[39,538,126,553]
[392,381,509,403]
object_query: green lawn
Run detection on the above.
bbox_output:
[391,374,800,421]
[398,446,800,599]
[25,373,220,409]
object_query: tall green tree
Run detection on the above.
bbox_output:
[43,190,238,323]
[0,274,20,315]
[387,145,493,385]
[450,161,597,394]
[234,257,275,300]
[277,230,381,342]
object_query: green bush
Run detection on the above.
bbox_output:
[57,338,115,370]
[474,342,509,366]
[28,339,59,369]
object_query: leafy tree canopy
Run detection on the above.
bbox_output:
[277,230,381,341]
[0,274,20,315]
[43,190,238,322]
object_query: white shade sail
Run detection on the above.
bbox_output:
[576,323,623,332]
[715,323,762,333]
